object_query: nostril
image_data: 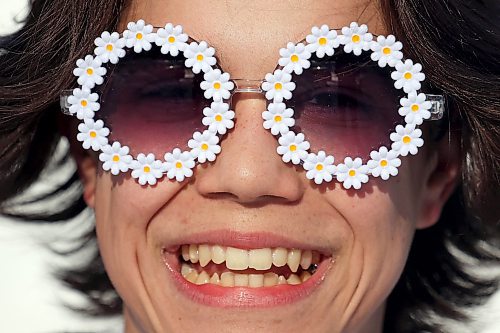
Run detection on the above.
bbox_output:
[201,191,239,201]
[201,189,302,206]
[195,163,305,205]
[200,191,285,206]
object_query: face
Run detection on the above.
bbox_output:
[76,1,457,332]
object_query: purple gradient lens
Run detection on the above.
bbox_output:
[95,51,404,162]
[96,51,209,156]
[288,53,404,161]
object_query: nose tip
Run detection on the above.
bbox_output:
[198,162,304,205]
[196,165,305,206]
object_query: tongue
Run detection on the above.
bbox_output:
[189,262,297,277]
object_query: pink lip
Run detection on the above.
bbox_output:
[163,229,335,256]
[161,229,336,308]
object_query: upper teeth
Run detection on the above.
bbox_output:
[181,244,320,273]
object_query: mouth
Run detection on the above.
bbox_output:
[176,244,324,287]
[161,230,335,307]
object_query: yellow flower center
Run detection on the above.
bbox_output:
[112,155,120,162]
[318,37,327,46]
[215,114,222,122]
[213,82,221,90]
[274,82,283,90]
[315,164,324,171]
[289,144,297,152]
[274,115,282,122]
[380,159,388,167]
[411,104,420,112]
[351,34,360,43]
[86,68,94,75]
[168,36,176,43]
[89,130,97,138]
[201,143,209,151]
[175,162,183,169]
[382,47,391,54]
[290,54,299,63]
[143,166,151,173]
[80,100,88,107]
[197,54,204,61]
[403,135,412,144]
[106,44,114,51]
[136,32,143,40]
[404,72,413,80]
[348,169,356,177]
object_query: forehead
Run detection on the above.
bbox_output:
[121,0,386,78]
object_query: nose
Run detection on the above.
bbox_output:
[194,94,305,204]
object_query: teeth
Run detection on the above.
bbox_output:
[220,272,235,287]
[249,274,264,288]
[189,244,199,263]
[272,247,288,267]
[181,263,194,277]
[234,273,249,286]
[185,270,198,283]
[181,244,323,272]
[300,271,312,282]
[264,272,279,286]
[209,272,220,284]
[225,247,249,270]
[181,245,190,261]
[248,248,273,270]
[287,249,301,273]
[198,244,211,267]
[300,250,312,270]
[182,270,314,287]
[287,274,301,285]
[195,271,210,285]
[211,245,225,264]
[248,274,264,288]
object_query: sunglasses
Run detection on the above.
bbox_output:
[61,20,445,189]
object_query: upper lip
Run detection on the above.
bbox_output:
[163,229,334,257]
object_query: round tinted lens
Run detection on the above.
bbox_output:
[288,52,404,161]
[96,49,209,157]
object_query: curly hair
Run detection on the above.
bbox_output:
[0,0,499,331]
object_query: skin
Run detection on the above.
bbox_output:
[73,0,460,332]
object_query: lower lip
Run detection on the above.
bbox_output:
[162,252,334,308]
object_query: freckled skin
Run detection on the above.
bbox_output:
[77,1,457,332]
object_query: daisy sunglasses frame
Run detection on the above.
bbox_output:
[61,20,445,189]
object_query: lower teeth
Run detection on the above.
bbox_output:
[180,263,313,287]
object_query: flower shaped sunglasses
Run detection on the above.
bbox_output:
[61,20,445,189]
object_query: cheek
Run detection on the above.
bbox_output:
[327,167,420,329]
[92,173,184,328]
[92,174,147,323]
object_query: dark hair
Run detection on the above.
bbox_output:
[1,0,499,331]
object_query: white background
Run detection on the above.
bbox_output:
[0,1,499,332]
[0,0,26,35]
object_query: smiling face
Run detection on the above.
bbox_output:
[76,0,459,332]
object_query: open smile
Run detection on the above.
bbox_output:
[161,230,335,307]
[178,244,324,286]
